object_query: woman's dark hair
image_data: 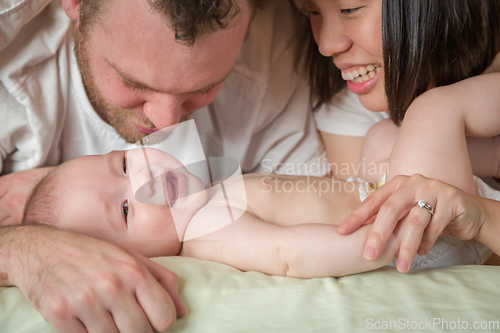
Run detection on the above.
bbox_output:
[306,0,500,123]
[384,0,500,125]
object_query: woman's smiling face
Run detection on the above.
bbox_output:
[307,0,387,111]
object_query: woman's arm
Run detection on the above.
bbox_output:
[474,196,500,256]
[181,207,400,278]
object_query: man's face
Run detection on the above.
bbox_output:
[74,0,251,143]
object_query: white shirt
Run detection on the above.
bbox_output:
[314,88,389,137]
[0,0,328,176]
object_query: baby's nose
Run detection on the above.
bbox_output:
[126,149,168,204]
[134,173,167,205]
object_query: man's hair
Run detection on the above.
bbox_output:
[22,170,60,227]
[306,0,500,123]
[79,0,269,45]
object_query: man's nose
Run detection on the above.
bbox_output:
[143,93,185,130]
[317,19,352,57]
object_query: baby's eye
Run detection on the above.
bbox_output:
[122,200,129,224]
[123,151,128,174]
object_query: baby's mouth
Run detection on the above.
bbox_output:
[164,172,188,207]
[164,172,179,207]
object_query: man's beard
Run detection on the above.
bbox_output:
[74,24,191,144]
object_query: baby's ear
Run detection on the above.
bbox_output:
[61,0,80,20]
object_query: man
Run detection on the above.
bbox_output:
[0,0,326,332]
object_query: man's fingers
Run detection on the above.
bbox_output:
[396,207,431,273]
[110,297,153,333]
[134,255,181,332]
[46,318,88,333]
[78,306,120,333]
[157,269,185,318]
[136,277,177,333]
[141,255,185,317]
[44,288,120,333]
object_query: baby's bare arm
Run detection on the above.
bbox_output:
[181,208,400,278]
[389,73,500,194]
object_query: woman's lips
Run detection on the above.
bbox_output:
[134,123,158,135]
[346,69,380,95]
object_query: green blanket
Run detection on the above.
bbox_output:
[1,257,499,332]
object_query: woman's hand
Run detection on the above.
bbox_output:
[337,174,487,273]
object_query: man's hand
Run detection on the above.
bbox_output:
[0,167,55,225]
[1,225,185,333]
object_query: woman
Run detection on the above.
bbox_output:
[304,0,500,180]
[302,0,500,271]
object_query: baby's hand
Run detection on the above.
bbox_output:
[0,167,55,225]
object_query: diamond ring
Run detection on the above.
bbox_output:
[415,200,434,216]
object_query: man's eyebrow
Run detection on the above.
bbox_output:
[111,63,232,94]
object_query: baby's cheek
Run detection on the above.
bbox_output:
[162,240,183,256]
[149,218,183,256]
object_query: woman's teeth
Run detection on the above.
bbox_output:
[342,64,381,83]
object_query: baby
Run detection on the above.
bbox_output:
[25,70,500,277]
[22,147,404,278]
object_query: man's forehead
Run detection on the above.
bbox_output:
[93,0,248,93]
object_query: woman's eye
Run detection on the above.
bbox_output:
[307,9,320,16]
[123,151,128,174]
[122,200,129,223]
[341,7,362,15]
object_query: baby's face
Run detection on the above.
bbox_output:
[53,148,207,257]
